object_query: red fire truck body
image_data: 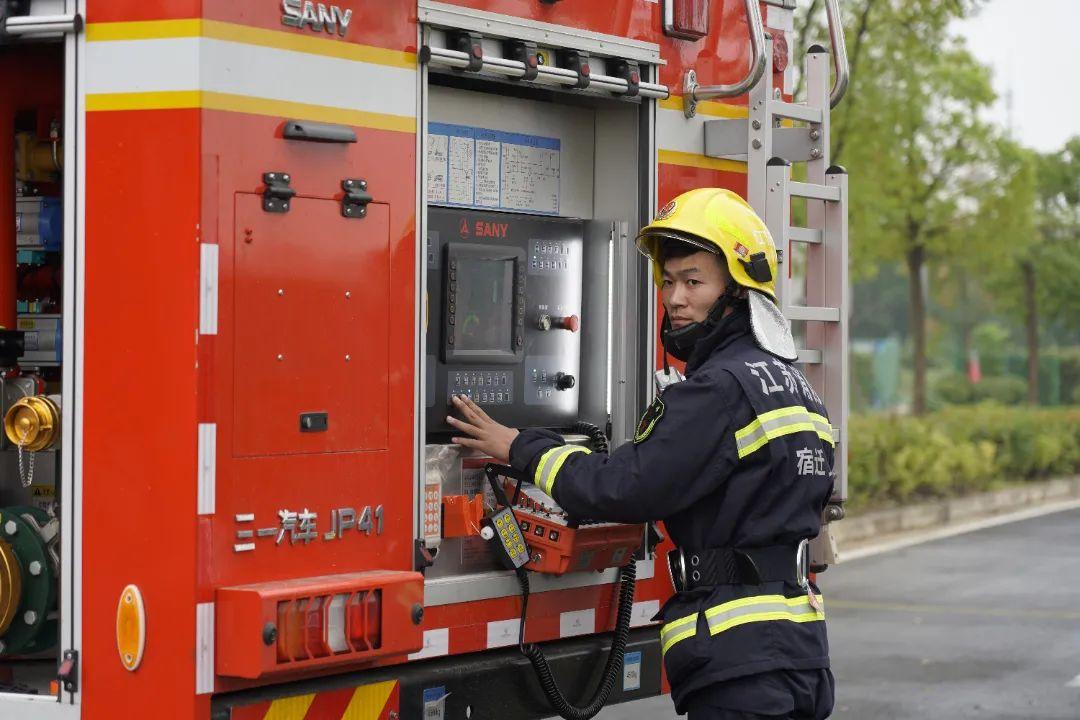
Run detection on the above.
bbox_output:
[0,0,847,717]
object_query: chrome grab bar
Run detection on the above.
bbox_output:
[2,13,81,37]
[421,46,670,100]
[824,0,849,108]
[683,0,766,118]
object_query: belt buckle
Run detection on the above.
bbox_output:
[795,538,809,590]
[667,549,688,592]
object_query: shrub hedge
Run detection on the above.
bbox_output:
[847,405,1080,510]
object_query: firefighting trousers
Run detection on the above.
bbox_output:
[684,668,834,720]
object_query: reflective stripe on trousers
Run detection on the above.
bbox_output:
[734,406,835,459]
[661,594,825,655]
[534,445,591,496]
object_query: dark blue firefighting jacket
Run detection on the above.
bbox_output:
[508,305,835,712]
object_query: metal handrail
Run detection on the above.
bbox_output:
[824,0,849,108]
[421,45,670,99]
[2,14,82,37]
[683,0,766,118]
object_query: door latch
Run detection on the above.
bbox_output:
[58,649,78,693]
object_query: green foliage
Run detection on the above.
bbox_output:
[972,376,1027,404]
[1053,348,1080,401]
[931,372,974,405]
[848,406,1080,509]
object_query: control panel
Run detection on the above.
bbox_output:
[448,370,514,406]
[426,208,583,432]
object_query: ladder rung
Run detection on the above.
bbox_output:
[771,101,823,124]
[788,227,823,244]
[786,306,841,322]
[795,348,823,364]
[788,182,841,202]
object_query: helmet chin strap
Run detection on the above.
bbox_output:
[661,280,741,363]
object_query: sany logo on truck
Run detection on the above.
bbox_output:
[459,219,510,238]
[281,0,353,36]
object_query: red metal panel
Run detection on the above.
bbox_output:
[83,108,202,718]
[86,0,200,23]
[202,107,417,694]
[206,0,419,53]
[231,195,390,457]
[436,0,658,44]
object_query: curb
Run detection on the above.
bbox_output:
[833,476,1080,548]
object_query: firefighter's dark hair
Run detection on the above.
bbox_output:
[658,237,728,277]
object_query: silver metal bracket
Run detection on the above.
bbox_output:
[684,69,699,118]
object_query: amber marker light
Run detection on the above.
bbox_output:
[116,584,146,671]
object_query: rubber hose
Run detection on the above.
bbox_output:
[570,421,609,454]
[516,562,637,720]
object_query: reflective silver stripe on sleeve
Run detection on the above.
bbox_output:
[535,445,590,496]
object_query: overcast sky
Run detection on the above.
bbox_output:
[953,0,1080,152]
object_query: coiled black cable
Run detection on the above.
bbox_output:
[570,421,609,454]
[515,561,637,720]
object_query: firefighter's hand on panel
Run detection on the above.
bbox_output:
[447,395,519,463]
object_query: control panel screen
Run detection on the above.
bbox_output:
[455,258,514,353]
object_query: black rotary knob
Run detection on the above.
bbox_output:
[555,372,576,391]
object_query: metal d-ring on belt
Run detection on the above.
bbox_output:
[667,539,810,593]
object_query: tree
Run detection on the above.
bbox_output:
[983,137,1080,402]
[797,0,997,414]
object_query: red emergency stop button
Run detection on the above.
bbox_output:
[553,315,579,332]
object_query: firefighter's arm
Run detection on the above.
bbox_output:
[508,370,738,523]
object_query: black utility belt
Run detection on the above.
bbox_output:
[667,540,809,592]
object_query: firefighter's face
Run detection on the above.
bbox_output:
[661,251,730,329]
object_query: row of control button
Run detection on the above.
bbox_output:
[454,373,508,386]
[521,520,559,542]
[451,388,514,405]
[535,241,569,255]
[532,259,569,271]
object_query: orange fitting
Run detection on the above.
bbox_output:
[441,494,485,538]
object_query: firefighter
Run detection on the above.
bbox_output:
[448,188,836,720]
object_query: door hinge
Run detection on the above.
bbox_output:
[58,649,78,693]
[262,172,296,213]
[341,179,372,219]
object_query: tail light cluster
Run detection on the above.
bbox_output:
[275,589,382,663]
[216,571,423,679]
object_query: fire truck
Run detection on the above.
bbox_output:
[0,0,848,717]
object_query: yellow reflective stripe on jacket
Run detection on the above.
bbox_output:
[534,445,591,497]
[734,406,835,459]
[661,594,825,656]
[659,613,698,655]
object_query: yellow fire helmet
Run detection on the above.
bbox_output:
[636,187,778,298]
[636,188,797,361]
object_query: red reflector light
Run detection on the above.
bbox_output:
[347,590,382,651]
[277,598,309,662]
[665,0,709,41]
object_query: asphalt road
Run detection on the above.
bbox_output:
[594,506,1080,719]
